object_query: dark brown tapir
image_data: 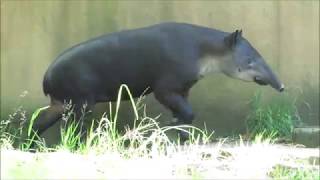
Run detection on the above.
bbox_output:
[32,22,284,140]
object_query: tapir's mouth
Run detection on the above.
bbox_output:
[254,77,268,86]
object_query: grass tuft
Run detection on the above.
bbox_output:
[246,90,301,139]
[1,86,318,179]
[24,84,214,157]
[269,164,320,180]
[28,106,49,137]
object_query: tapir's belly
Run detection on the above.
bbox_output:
[96,71,155,102]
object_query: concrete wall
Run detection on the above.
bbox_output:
[1,1,319,137]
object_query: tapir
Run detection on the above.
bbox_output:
[33,22,284,140]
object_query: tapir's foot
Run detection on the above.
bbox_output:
[28,148,37,153]
[165,119,191,144]
[28,140,41,153]
[178,130,190,144]
[163,118,179,126]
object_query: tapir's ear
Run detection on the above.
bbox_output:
[238,29,243,36]
[224,29,242,49]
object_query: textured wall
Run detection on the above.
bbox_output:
[1,1,319,137]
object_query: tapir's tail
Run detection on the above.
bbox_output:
[42,70,51,96]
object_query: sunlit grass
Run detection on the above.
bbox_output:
[2,131,318,179]
[23,85,213,156]
[1,86,318,179]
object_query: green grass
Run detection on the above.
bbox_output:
[269,164,320,180]
[0,105,41,151]
[1,86,318,179]
[21,84,213,155]
[0,85,219,179]
[28,106,49,137]
[246,90,301,140]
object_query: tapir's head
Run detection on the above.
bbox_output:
[222,30,284,92]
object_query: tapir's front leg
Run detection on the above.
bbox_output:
[154,90,194,141]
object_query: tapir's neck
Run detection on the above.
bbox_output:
[196,28,232,77]
[198,56,220,75]
[198,54,231,77]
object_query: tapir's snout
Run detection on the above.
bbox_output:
[254,75,284,92]
[255,62,285,93]
[279,84,285,92]
[266,70,285,93]
[272,82,285,92]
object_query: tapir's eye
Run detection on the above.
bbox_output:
[247,59,254,68]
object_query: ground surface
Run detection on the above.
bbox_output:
[1,142,319,179]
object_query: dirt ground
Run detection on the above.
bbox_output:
[1,142,319,179]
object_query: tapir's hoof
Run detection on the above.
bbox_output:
[179,131,190,144]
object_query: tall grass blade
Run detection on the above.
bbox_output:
[28,106,49,137]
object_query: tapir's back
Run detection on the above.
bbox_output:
[43,23,219,100]
[44,23,197,101]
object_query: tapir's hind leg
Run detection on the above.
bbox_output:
[32,97,64,136]
[31,96,95,149]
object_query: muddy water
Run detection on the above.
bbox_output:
[1,1,319,142]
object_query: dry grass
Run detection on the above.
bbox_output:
[1,86,319,179]
[1,139,319,179]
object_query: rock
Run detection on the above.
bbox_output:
[293,126,320,148]
[308,156,319,166]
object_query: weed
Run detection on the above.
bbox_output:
[59,120,82,152]
[253,131,277,145]
[269,164,319,180]
[0,105,31,150]
[1,87,318,180]
[28,106,49,137]
[246,90,300,139]
[21,84,212,157]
